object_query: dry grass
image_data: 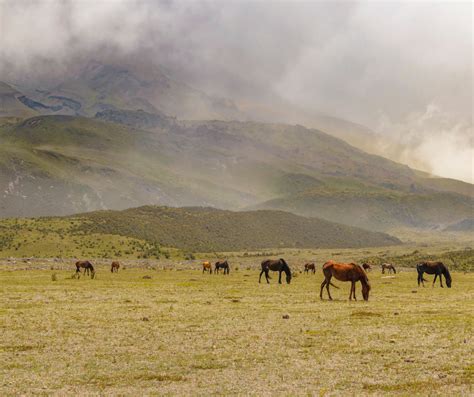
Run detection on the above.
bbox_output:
[0,263,472,395]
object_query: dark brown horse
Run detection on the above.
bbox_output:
[214,260,230,274]
[304,263,316,274]
[75,260,95,278]
[417,261,452,288]
[362,263,372,272]
[320,261,371,301]
[202,261,212,274]
[111,261,120,273]
[381,263,396,274]
[259,259,292,284]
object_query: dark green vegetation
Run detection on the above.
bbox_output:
[0,61,472,234]
[0,206,400,255]
[77,206,401,251]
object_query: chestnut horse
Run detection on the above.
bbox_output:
[304,263,316,274]
[111,261,120,273]
[75,260,95,278]
[214,260,230,274]
[417,261,452,288]
[381,263,396,274]
[202,261,212,274]
[362,263,372,272]
[320,261,371,301]
[259,259,292,284]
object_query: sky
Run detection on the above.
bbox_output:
[0,0,472,182]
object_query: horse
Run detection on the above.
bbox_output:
[381,263,396,274]
[320,261,371,301]
[362,263,372,272]
[202,261,212,274]
[111,261,120,273]
[259,258,292,284]
[75,260,95,278]
[304,263,316,274]
[214,260,230,274]
[416,261,452,288]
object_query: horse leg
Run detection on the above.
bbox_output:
[259,270,264,283]
[320,280,327,300]
[265,270,270,284]
[278,270,282,284]
[326,278,332,300]
[439,273,444,288]
[433,274,437,287]
[349,281,354,300]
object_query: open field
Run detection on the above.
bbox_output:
[1,259,473,395]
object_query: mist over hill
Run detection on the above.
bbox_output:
[0,61,472,236]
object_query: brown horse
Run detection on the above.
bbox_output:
[362,263,372,272]
[259,259,292,284]
[381,263,396,274]
[304,263,316,274]
[111,261,120,273]
[417,261,452,288]
[75,260,95,278]
[202,261,212,274]
[214,260,230,274]
[320,261,371,301]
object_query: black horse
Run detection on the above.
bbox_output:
[259,259,292,284]
[417,261,451,288]
[214,260,230,275]
[75,260,95,279]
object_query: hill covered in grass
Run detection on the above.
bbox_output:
[0,206,400,257]
[0,110,472,232]
[444,218,474,232]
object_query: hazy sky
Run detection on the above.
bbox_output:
[1,0,472,182]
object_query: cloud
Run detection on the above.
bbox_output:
[0,0,472,182]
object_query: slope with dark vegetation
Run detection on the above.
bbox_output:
[75,206,401,251]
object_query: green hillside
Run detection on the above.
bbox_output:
[0,206,400,257]
[0,113,472,233]
[444,218,474,232]
[253,183,473,231]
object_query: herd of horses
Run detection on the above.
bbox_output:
[73,258,452,301]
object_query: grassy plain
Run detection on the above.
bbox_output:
[1,255,473,395]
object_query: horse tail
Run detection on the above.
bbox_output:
[392,266,396,274]
[329,281,340,289]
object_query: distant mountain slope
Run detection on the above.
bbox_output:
[13,61,243,120]
[74,205,401,251]
[0,113,472,233]
[444,219,474,232]
[252,185,473,231]
[0,82,37,117]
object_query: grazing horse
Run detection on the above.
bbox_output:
[111,261,120,273]
[259,259,292,284]
[214,260,230,275]
[417,261,452,288]
[362,263,372,272]
[304,263,316,274]
[75,260,95,278]
[202,261,212,274]
[381,263,396,274]
[320,261,371,301]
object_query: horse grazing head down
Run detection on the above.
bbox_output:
[361,276,371,301]
[281,259,292,284]
[444,267,452,288]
